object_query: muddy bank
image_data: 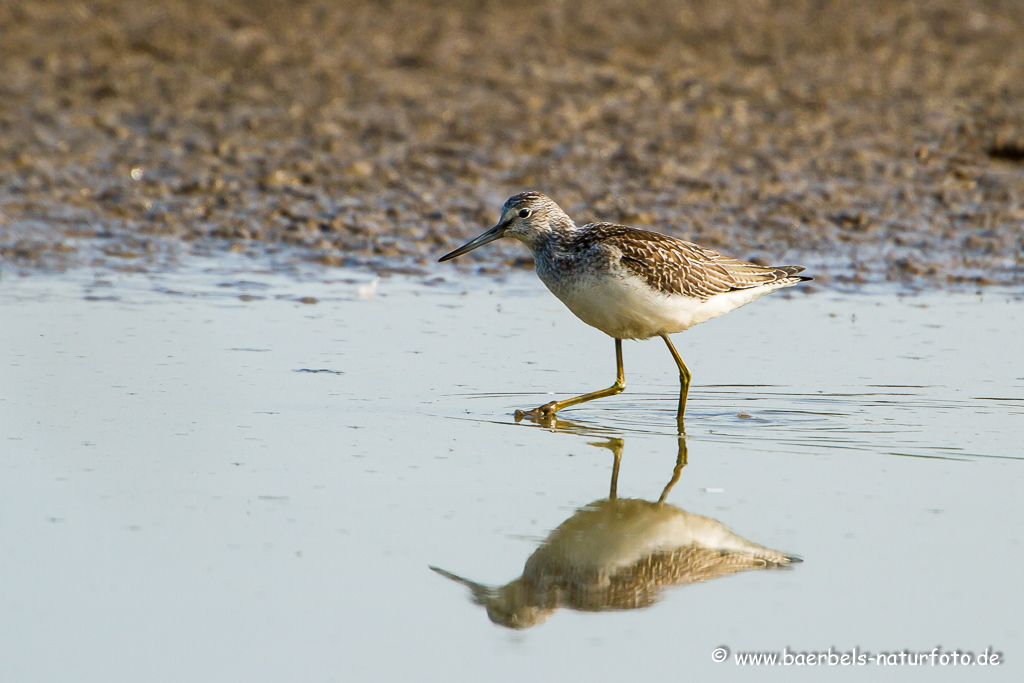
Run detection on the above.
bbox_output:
[1,0,1023,284]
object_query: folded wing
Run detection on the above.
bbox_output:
[593,224,809,300]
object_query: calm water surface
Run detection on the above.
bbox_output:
[2,266,1021,681]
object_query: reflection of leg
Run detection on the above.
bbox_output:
[660,334,691,429]
[657,435,689,504]
[516,339,625,419]
[608,438,623,501]
[586,437,625,499]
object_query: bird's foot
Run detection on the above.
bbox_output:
[514,401,559,423]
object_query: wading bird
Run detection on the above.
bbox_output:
[439,192,810,426]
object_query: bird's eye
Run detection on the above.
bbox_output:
[518,208,532,219]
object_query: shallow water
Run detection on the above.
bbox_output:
[2,266,1021,681]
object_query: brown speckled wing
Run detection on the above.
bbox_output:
[585,223,806,300]
[556,546,792,612]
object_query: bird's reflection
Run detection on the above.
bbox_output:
[431,437,801,629]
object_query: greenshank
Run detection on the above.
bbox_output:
[439,192,811,425]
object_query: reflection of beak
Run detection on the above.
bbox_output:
[429,565,496,604]
[438,221,508,262]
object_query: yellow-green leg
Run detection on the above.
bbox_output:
[515,339,625,420]
[657,435,689,504]
[660,333,692,429]
[583,437,624,498]
[605,438,624,500]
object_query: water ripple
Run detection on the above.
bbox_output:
[452,385,1023,462]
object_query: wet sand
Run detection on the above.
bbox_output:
[2,0,1024,284]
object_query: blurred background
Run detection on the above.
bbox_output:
[1,0,1023,283]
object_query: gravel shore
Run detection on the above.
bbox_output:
[2,0,1023,284]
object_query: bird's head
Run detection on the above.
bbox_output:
[438,192,574,261]
[429,567,555,629]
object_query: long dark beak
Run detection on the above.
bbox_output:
[429,566,497,604]
[438,221,508,262]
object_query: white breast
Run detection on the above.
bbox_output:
[540,268,786,340]
[530,500,790,574]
